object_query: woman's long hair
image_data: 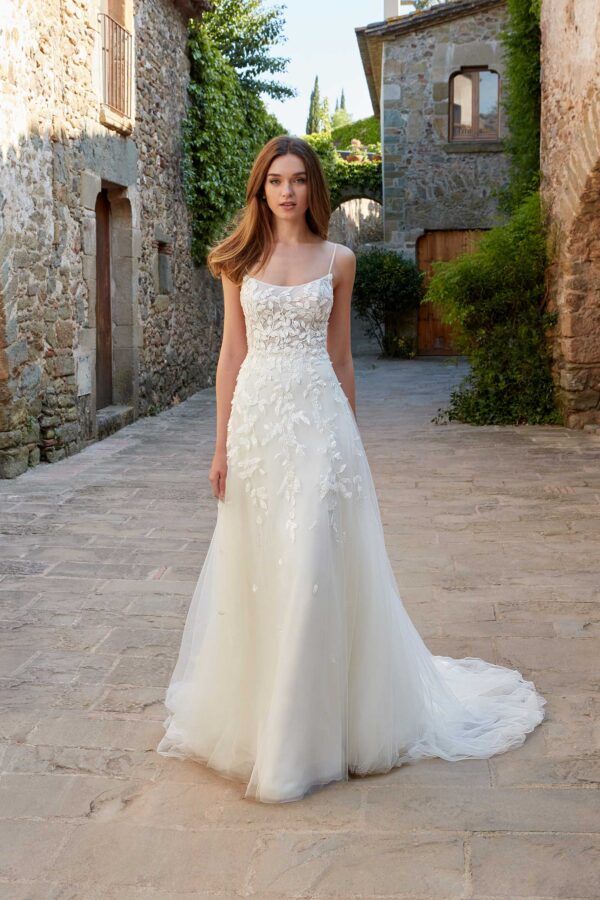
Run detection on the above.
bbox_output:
[206,135,332,285]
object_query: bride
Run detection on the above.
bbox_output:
[156,135,547,803]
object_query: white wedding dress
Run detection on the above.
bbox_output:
[156,243,547,803]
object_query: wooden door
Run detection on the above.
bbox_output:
[95,190,113,410]
[417,230,484,355]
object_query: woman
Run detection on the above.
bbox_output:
[156,135,546,803]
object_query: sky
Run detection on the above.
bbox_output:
[261,0,391,136]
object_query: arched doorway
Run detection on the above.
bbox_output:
[93,184,138,432]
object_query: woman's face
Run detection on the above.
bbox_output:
[262,153,309,219]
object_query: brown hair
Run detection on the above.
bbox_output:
[206,135,332,285]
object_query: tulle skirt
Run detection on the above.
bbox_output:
[156,351,547,803]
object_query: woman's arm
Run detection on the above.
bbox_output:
[209,273,248,500]
[327,246,358,420]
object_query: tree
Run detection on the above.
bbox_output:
[331,107,352,130]
[331,89,351,129]
[306,76,322,134]
[201,0,296,101]
[320,96,332,133]
[183,1,291,260]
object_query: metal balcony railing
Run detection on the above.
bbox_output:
[98,13,132,119]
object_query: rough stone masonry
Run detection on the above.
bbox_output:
[0,0,221,479]
[540,0,600,429]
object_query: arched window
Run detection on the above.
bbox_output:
[449,68,500,141]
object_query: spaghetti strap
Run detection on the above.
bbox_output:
[327,243,337,275]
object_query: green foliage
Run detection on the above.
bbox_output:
[331,116,380,150]
[201,0,295,101]
[499,0,542,211]
[321,96,332,133]
[384,335,417,359]
[426,193,561,425]
[183,10,288,262]
[330,155,382,206]
[331,89,352,129]
[302,133,382,208]
[353,248,424,358]
[306,76,333,134]
[306,75,322,134]
[331,106,352,130]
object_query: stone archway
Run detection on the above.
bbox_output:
[335,185,382,206]
[329,193,383,249]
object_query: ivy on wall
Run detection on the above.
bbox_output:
[331,116,381,150]
[303,132,382,208]
[182,22,284,263]
[499,0,543,211]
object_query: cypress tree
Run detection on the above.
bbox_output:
[306,76,321,134]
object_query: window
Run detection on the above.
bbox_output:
[98,1,133,130]
[155,239,173,295]
[449,68,500,141]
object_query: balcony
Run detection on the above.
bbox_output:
[98,12,133,134]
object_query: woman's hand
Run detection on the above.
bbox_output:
[209,448,228,501]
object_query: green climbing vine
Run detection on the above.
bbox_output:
[303,132,382,209]
[182,7,289,263]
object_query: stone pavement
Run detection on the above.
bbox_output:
[0,356,599,900]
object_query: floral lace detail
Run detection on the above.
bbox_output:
[239,274,333,357]
[225,274,364,543]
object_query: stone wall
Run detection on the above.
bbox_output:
[540,0,600,429]
[381,1,510,257]
[0,0,221,478]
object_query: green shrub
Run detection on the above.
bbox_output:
[426,192,561,425]
[303,133,382,209]
[353,248,424,358]
[330,116,381,150]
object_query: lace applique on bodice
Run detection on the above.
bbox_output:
[240,273,334,358]
[226,246,364,544]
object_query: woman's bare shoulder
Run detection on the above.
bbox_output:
[330,242,355,273]
[328,240,354,260]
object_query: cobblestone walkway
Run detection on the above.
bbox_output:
[1,357,599,899]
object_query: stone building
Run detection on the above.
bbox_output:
[540,0,600,429]
[0,0,222,478]
[356,0,510,354]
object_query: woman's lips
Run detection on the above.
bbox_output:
[280,203,296,208]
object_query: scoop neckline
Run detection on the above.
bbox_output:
[243,272,333,289]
